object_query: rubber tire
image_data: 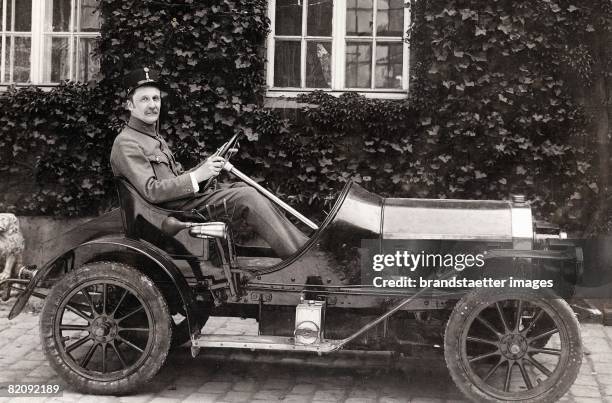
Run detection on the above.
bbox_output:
[40,261,172,395]
[444,288,582,403]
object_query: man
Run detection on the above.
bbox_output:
[110,67,309,257]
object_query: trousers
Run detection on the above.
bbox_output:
[163,183,309,258]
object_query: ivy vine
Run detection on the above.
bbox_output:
[0,0,610,233]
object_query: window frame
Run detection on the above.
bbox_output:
[1,0,34,84]
[0,0,100,89]
[266,0,411,99]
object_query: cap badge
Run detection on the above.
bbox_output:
[144,67,150,81]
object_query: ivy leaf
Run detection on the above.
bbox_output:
[235,58,251,69]
[497,23,512,35]
[420,117,432,126]
[475,26,487,36]
[243,127,258,141]
[460,9,474,20]
[319,158,332,167]
[390,143,403,153]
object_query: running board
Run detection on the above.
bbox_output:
[191,334,342,353]
[191,278,447,355]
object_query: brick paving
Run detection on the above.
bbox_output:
[0,301,611,402]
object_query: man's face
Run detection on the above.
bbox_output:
[127,85,161,124]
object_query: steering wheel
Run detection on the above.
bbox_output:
[200,133,242,193]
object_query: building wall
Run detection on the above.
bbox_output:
[17,216,92,268]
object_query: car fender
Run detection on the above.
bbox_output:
[10,236,199,337]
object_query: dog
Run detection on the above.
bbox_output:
[0,214,24,281]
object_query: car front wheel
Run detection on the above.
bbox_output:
[444,287,582,402]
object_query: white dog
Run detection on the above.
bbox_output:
[0,214,24,281]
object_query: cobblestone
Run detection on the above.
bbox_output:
[280,395,311,403]
[183,393,219,402]
[1,301,612,402]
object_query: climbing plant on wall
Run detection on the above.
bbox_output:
[1,0,610,233]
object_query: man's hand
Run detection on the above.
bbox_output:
[193,156,226,182]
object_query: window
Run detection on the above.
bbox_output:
[0,1,32,83]
[267,0,409,98]
[0,0,100,86]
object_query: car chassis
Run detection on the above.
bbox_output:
[1,134,585,401]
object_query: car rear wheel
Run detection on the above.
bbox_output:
[40,261,172,394]
[444,287,581,402]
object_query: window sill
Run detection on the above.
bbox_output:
[0,84,58,92]
[265,89,408,100]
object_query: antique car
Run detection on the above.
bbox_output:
[2,134,584,402]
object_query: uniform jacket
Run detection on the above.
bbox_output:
[110,116,199,204]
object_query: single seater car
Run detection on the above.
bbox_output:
[2,134,584,402]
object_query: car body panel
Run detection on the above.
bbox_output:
[9,179,578,321]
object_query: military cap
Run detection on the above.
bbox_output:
[124,67,161,95]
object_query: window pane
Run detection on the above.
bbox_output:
[306,41,331,88]
[13,0,31,31]
[377,0,404,37]
[43,36,70,82]
[307,0,332,36]
[346,0,373,36]
[2,40,7,82]
[375,43,402,88]
[274,41,300,87]
[275,0,302,36]
[12,36,30,82]
[79,0,100,32]
[48,0,71,32]
[6,0,11,31]
[345,42,371,88]
[77,37,99,81]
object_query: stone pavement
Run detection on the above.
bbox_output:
[0,301,611,403]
